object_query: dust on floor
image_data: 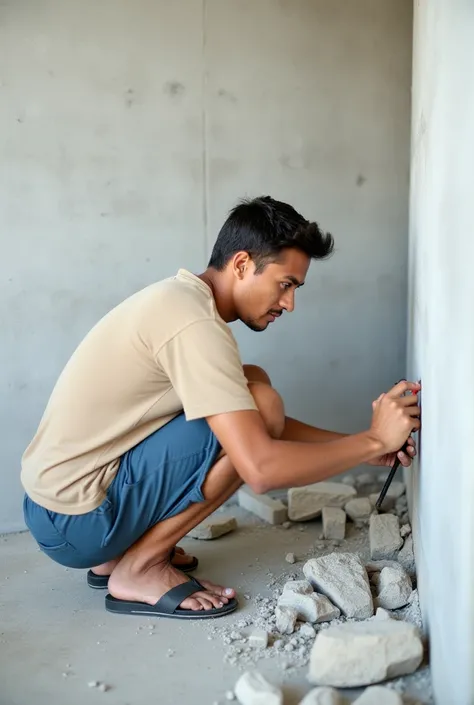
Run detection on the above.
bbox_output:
[0,503,432,705]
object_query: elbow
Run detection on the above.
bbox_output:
[247,476,270,495]
[239,459,272,495]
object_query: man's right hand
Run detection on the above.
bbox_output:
[368,380,421,455]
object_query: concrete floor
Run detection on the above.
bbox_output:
[0,501,432,705]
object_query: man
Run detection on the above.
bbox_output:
[21,196,421,620]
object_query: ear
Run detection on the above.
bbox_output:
[231,251,252,280]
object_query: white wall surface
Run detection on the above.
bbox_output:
[408,1,474,703]
[0,0,413,531]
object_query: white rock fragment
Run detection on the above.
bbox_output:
[376,565,412,610]
[299,623,316,639]
[307,620,423,687]
[344,497,372,522]
[341,475,356,487]
[353,686,403,704]
[288,482,356,522]
[249,630,268,649]
[303,553,373,620]
[369,494,396,511]
[369,514,403,560]
[278,591,340,624]
[322,507,346,540]
[88,681,99,688]
[98,683,110,693]
[275,606,298,635]
[398,535,416,576]
[238,487,287,525]
[299,687,343,705]
[374,607,392,621]
[400,523,412,538]
[286,552,296,564]
[355,472,374,487]
[187,516,237,540]
[235,671,283,705]
[283,580,313,595]
[226,692,236,701]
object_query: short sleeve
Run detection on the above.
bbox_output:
[156,319,258,420]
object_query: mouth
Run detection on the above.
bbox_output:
[267,311,282,322]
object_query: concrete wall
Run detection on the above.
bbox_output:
[408,1,474,702]
[0,0,413,532]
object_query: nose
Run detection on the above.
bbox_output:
[279,289,295,313]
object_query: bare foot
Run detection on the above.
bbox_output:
[108,560,236,611]
[91,546,196,577]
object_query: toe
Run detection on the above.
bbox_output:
[199,580,236,599]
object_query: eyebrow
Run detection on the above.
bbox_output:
[286,276,304,288]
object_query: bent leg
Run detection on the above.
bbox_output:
[108,382,285,611]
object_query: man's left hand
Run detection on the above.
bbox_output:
[367,435,417,468]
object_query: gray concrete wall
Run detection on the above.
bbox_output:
[0,0,413,532]
[408,1,474,702]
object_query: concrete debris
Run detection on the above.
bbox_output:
[322,507,346,540]
[187,516,237,540]
[397,535,416,576]
[226,692,236,701]
[354,472,374,487]
[275,606,298,635]
[88,681,99,688]
[376,565,412,610]
[299,687,343,705]
[234,671,283,705]
[299,623,316,639]
[278,591,340,624]
[249,630,269,649]
[384,481,405,499]
[238,486,288,525]
[369,514,403,560]
[374,607,392,621]
[400,523,412,538]
[286,553,296,564]
[98,683,110,693]
[307,619,423,687]
[369,494,396,511]
[353,686,403,704]
[303,553,373,619]
[341,475,356,487]
[283,580,313,595]
[366,559,400,573]
[282,521,292,529]
[288,482,356,522]
[344,497,372,522]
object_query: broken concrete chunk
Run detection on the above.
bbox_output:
[376,565,412,610]
[369,514,403,560]
[187,516,237,540]
[299,687,343,705]
[397,534,416,576]
[353,686,403,705]
[248,630,268,649]
[235,671,283,705]
[275,606,298,635]
[345,497,372,522]
[322,507,346,540]
[369,494,396,511]
[400,523,412,538]
[341,475,356,487]
[288,482,356,522]
[366,559,400,573]
[286,552,296,564]
[278,591,340,624]
[237,486,287,525]
[303,553,373,620]
[307,619,423,687]
[355,472,374,487]
[283,580,313,595]
[299,623,316,639]
[374,607,392,621]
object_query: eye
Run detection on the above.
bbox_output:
[280,282,292,290]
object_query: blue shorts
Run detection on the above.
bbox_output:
[23,413,221,569]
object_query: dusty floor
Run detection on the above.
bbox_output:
[0,499,432,705]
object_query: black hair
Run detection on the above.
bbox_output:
[208,195,334,272]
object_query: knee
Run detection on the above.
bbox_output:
[248,382,285,439]
[243,364,272,386]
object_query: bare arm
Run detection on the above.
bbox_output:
[206,381,421,494]
[281,416,348,444]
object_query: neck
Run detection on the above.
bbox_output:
[197,268,237,323]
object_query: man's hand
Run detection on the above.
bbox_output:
[368,434,417,468]
[366,379,421,465]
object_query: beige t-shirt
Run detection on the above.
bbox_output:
[21,269,257,515]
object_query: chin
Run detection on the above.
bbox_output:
[243,318,268,332]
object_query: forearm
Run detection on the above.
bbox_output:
[255,432,382,492]
[282,416,348,444]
